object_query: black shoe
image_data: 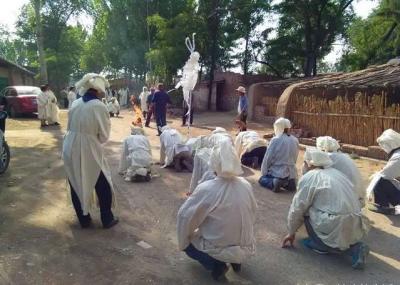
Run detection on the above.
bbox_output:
[368,204,395,215]
[211,263,228,281]
[103,218,119,229]
[231,263,241,273]
[54,122,60,126]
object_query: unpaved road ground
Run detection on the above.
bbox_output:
[0,109,399,285]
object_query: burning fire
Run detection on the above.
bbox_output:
[132,103,143,127]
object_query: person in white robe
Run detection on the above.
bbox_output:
[37,86,49,127]
[235,130,267,169]
[118,127,152,182]
[62,73,118,229]
[315,136,365,206]
[366,129,400,215]
[282,149,369,269]
[159,126,193,172]
[259,118,299,192]
[43,85,60,125]
[139,87,149,118]
[67,87,77,109]
[107,97,120,117]
[188,128,233,195]
[177,141,257,280]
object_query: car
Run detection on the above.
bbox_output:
[0,86,40,117]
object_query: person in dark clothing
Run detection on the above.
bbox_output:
[182,100,194,126]
[145,87,156,127]
[151,83,171,135]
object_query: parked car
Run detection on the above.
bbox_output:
[0,86,40,117]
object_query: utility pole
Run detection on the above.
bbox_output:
[207,0,220,110]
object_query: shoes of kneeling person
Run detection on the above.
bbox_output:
[368,204,395,215]
[351,243,369,270]
[103,218,119,229]
[54,122,60,126]
[231,263,241,273]
[211,263,228,281]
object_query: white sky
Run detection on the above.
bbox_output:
[0,0,380,67]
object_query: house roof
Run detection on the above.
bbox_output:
[0,56,35,76]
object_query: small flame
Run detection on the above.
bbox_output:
[132,103,143,127]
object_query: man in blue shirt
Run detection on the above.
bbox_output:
[236,86,248,132]
[152,83,171,135]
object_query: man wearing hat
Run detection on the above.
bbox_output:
[282,149,369,269]
[62,73,118,229]
[236,86,248,132]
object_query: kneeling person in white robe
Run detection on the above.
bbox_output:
[62,73,118,229]
[235,130,267,168]
[367,129,400,215]
[177,141,257,281]
[259,118,299,192]
[282,149,369,269]
[315,136,365,206]
[160,126,193,172]
[118,127,152,182]
[107,97,120,117]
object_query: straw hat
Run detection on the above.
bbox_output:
[236,86,246,93]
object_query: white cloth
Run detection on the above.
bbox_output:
[75,73,109,95]
[177,142,257,263]
[62,98,115,215]
[37,91,49,120]
[45,90,59,124]
[189,148,212,194]
[377,129,400,154]
[316,136,340,152]
[160,128,184,167]
[67,91,76,109]
[139,90,149,112]
[261,134,299,179]
[304,148,333,168]
[207,131,233,148]
[366,149,400,199]
[118,134,152,178]
[329,152,365,205]
[234,131,266,158]
[273,117,291,137]
[288,167,369,250]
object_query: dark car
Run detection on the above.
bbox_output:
[0,86,40,117]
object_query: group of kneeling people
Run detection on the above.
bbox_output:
[117,116,400,281]
[63,73,400,282]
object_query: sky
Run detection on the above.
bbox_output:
[0,0,380,66]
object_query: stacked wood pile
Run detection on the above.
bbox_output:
[281,63,400,146]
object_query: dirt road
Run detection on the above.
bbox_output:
[0,109,399,285]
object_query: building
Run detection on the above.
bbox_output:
[0,57,35,91]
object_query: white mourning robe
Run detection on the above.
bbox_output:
[367,149,400,199]
[45,90,60,123]
[261,134,299,179]
[177,176,257,263]
[288,167,369,250]
[37,91,49,120]
[118,134,152,175]
[234,131,266,158]
[160,129,184,167]
[328,152,365,205]
[62,98,115,215]
[107,100,120,114]
[67,91,76,109]
[139,91,149,112]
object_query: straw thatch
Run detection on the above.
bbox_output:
[276,63,400,146]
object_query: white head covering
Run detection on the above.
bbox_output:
[160,125,171,133]
[212,127,227,134]
[377,129,400,154]
[210,141,243,177]
[75,73,110,95]
[143,86,148,92]
[131,127,145,136]
[304,149,333,168]
[316,136,340,152]
[273,117,291,137]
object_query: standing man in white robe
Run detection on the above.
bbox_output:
[367,129,400,215]
[67,86,77,109]
[62,73,118,229]
[282,149,369,269]
[139,87,149,119]
[259,117,299,192]
[37,85,49,127]
[118,127,152,182]
[177,141,257,281]
[43,85,60,125]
